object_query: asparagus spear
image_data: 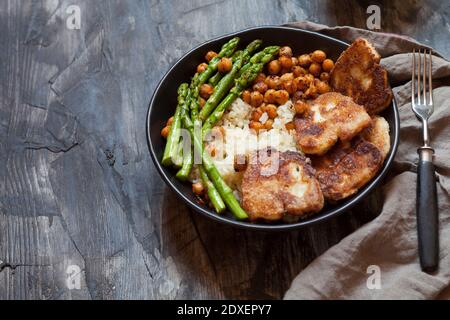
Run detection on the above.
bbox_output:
[175,73,199,178]
[199,40,262,121]
[176,89,196,181]
[197,37,240,85]
[237,45,278,77]
[179,47,232,178]
[175,134,193,181]
[201,148,248,219]
[178,104,224,212]
[208,71,222,87]
[202,46,280,135]
[199,166,226,213]
[183,77,195,115]
[208,50,244,86]
[182,112,248,220]
[173,83,193,169]
[191,38,240,119]
[190,76,201,120]
[161,83,189,167]
[173,139,184,168]
[181,38,239,180]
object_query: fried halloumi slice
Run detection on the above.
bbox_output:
[241,148,324,221]
[311,116,390,201]
[294,92,371,155]
[330,38,393,115]
[361,115,391,159]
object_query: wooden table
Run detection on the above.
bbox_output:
[1,0,449,299]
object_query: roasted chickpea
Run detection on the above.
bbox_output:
[166,116,174,126]
[255,72,266,83]
[279,55,293,70]
[293,76,310,91]
[192,182,205,195]
[280,72,294,83]
[268,60,282,75]
[291,57,299,67]
[200,84,214,99]
[320,72,330,82]
[251,108,263,122]
[264,119,274,130]
[249,121,265,133]
[264,104,278,119]
[292,66,307,77]
[197,63,208,73]
[303,85,318,99]
[205,51,218,62]
[305,73,315,83]
[161,126,170,139]
[279,46,293,57]
[315,80,331,94]
[273,90,290,105]
[294,100,308,114]
[322,59,335,72]
[199,97,206,109]
[242,90,252,104]
[309,62,322,77]
[283,80,297,95]
[264,89,277,104]
[253,81,268,94]
[311,50,327,63]
[298,54,312,67]
[265,75,282,90]
[250,91,264,107]
[218,57,232,73]
[285,121,295,131]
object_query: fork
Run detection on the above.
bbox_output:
[411,49,439,273]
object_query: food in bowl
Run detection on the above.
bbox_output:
[330,38,393,115]
[293,92,372,155]
[159,36,392,222]
[312,115,391,201]
[241,148,324,221]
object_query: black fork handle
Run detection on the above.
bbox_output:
[416,147,439,273]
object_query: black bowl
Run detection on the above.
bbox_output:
[147,26,399,231]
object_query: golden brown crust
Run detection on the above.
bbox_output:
[311,138,384,201]
[360,115,391,160]
[311,115,390,201]
[294,92,372,155]
[241,148,324,221]
[330,38,393,115]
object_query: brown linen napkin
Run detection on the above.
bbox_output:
[283,21,450,300]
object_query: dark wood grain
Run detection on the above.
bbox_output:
[0,0,448,300]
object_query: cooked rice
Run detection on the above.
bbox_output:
[205,98,298,189]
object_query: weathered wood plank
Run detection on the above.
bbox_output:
[0,0,448,300]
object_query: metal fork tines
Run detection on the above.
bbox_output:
[411,49,434,149]
[411,48,439,273]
